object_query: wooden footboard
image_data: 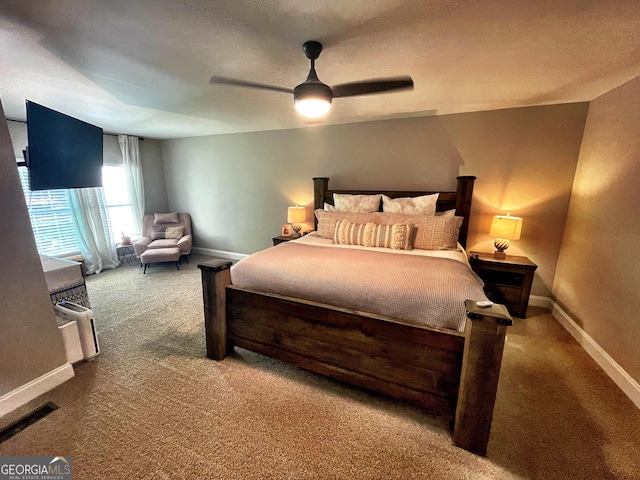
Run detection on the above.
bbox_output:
[199,259,511,456]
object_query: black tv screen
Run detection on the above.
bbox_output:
[26,100,103,191]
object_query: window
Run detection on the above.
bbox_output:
[18,164,136,257]
[18,166,80,257]
[102,165,136,241]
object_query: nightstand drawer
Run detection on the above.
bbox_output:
[483,284,522,305]
[479,269,525,288]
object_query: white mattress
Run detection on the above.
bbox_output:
[40,255,83,293]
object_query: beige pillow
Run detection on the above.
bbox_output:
[314,209,376,239]
[154,212,179,224]
[382,193,439,215]
[333,193,381,213]
[374,212,462,250]
[333,220,369,246]
[333,220,413,250]
[165,226,184,240]
[151,226,166,240]
[437,209,456,217]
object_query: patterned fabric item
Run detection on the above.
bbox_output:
[154,212,179,224]
[333,193,382,213]
[333,220,369,245]
[165,226,184,239]
[333,220,413,250]
[382,193,439,215]
[374,212,463,250]
[151,226,166,240]
[369,223,413,250]
[314,209,376,239]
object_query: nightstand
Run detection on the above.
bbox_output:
[469,251,537,318]
[272,235,294,246]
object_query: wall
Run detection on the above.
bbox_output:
[139,139,169,215]
[0,102,70,405]
[553,76,640,384]
[160,103,588,297]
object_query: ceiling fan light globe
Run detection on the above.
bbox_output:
[295,98,331,118]
[294,81,333,118]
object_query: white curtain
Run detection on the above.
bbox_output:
[118,135,145,236]
[67,188,120,275]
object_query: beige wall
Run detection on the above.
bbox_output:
[160,103,588,297]
[139,138,169,215]
[553,76,640,383]
[0,103,67,396]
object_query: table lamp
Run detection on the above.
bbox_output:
[489,212,522,259]
[287,206,306,238]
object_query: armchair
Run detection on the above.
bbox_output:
[134,213,192,261]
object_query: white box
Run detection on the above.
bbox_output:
[56,317,84,364]
[54,302,100,360]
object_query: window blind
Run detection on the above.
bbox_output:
[18,166,80,256]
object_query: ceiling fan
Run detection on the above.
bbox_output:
[210,41,414,118]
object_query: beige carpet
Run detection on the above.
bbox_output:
[1,254,639,479]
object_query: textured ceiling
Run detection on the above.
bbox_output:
[1,0,639,139]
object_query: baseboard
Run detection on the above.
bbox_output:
[192,247,248,261]
[529,295,552,309]
[551,301,640,409]
[0,364,74,417]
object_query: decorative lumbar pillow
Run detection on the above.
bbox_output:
[374,212,463,250]
[165,226,184,240]
[154,212,179,224]
[333,193,382,213]
[381,193,439,215]
[333,220,413,250]
[368,222,413,250]
[151,226,166,240]
[314,209,376,239]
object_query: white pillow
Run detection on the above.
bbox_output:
[323,202,336,211]
[333,193,381,213]
[381,193,439,215]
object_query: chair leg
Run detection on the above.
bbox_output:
[143,263,148,274]
[184,255,189,264]
[175,261,180,270]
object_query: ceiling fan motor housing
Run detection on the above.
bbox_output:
[293,81,333,105]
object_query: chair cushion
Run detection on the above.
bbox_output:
[148,239,179,249]
[140,247,181,263]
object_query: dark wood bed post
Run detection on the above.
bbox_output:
[313,177,329,230]
[455,176,476,250]
[453,300,512,455]
[198,259,234,360]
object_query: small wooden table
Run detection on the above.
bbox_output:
[469,251,537,318]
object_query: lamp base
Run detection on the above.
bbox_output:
[493,238,510,259]
[290,223,302,238]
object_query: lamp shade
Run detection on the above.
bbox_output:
[287,206,306,224]
[489,212,522,240]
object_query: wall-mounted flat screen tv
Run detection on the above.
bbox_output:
[25,100,104,191]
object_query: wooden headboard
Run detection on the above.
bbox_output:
[313,176,476,249]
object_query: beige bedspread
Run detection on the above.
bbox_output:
[231,242,488,332]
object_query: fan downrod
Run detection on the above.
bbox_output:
[302,41,323,60]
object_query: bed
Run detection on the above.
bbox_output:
[198,176,512,455]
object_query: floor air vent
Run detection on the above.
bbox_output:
[0,402,58,444]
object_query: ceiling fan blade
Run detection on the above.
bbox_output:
[332,76,414,98]
[210,76,293,94]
